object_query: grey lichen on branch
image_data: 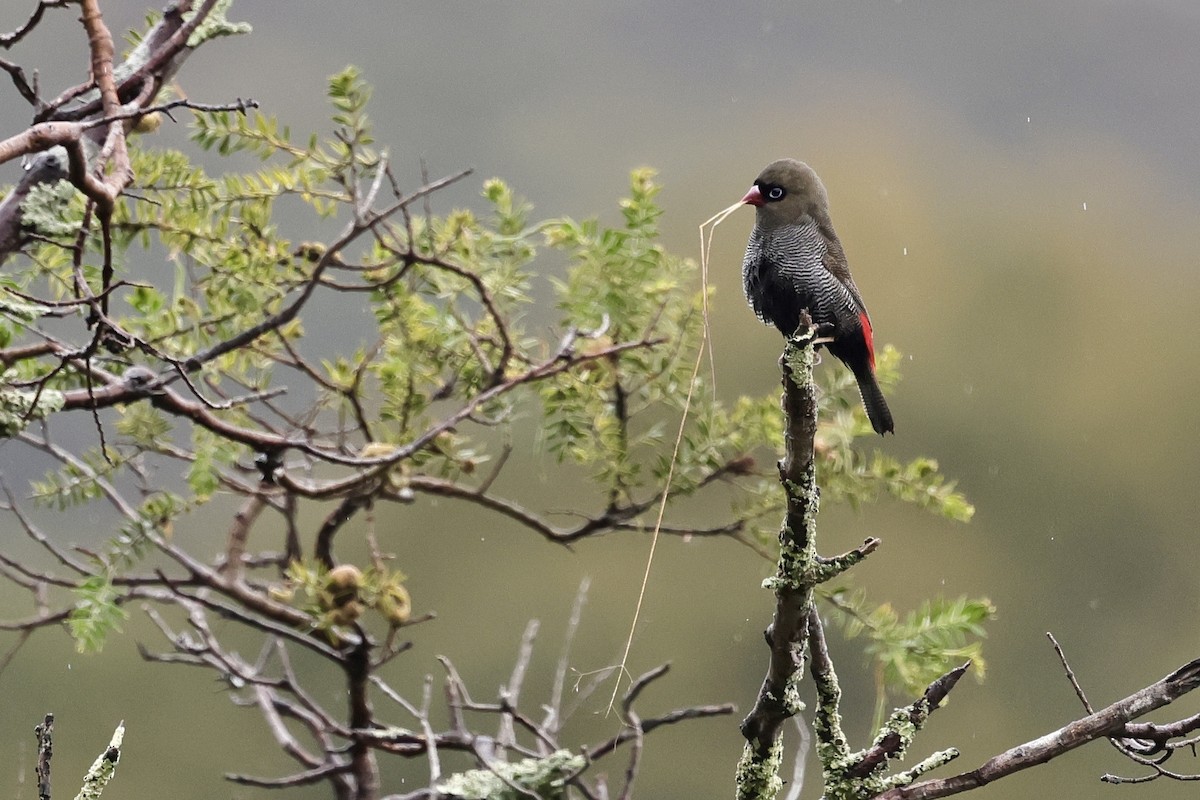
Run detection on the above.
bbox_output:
[184,0,253,46]
[74,721,125,800]
[877,656,1200,800]
[738,312,860,799]
[736,312,962,800]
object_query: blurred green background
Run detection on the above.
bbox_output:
[2,2,1198,798]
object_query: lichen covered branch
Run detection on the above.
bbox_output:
[738,314,892,800]
[736,315,969,800]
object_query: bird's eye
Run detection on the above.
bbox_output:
[766,186,786,201]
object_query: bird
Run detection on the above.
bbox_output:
[740,159,894,435]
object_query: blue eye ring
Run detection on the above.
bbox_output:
[766,186,785,201]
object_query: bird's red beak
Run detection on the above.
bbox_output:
[741,185,764,207]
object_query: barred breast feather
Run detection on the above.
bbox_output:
[741,219,863,339]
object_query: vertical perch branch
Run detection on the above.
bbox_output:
[735,317,976,800]
[736,313,877,800]
[737,318,819,762]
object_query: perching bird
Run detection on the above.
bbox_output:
[741,159,894,435]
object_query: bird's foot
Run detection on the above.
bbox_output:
[812,322,836,348]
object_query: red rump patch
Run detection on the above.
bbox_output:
[859,312,876,369]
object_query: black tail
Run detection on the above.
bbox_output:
[852,365,894,435]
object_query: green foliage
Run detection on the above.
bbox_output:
[670,344,974,552]
[366,180,535,453]
[826,587,995,724]
[540,168,705,500]
[114,401,171,449]
[816,346,975,523]
[0,281,37,349]
[188,427,239,503]
[68,576,126,655]
[20,179,84,238]
[30,447,128,510]
[0,369,64,437]
[0,290,41,324]
[68,492,185,652]
[8,65,987,690]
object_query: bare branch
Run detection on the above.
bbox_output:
[181,169,473,373]
[1,1,71,48]
[878,657,1200,799]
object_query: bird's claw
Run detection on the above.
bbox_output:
[811,322,836,348]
